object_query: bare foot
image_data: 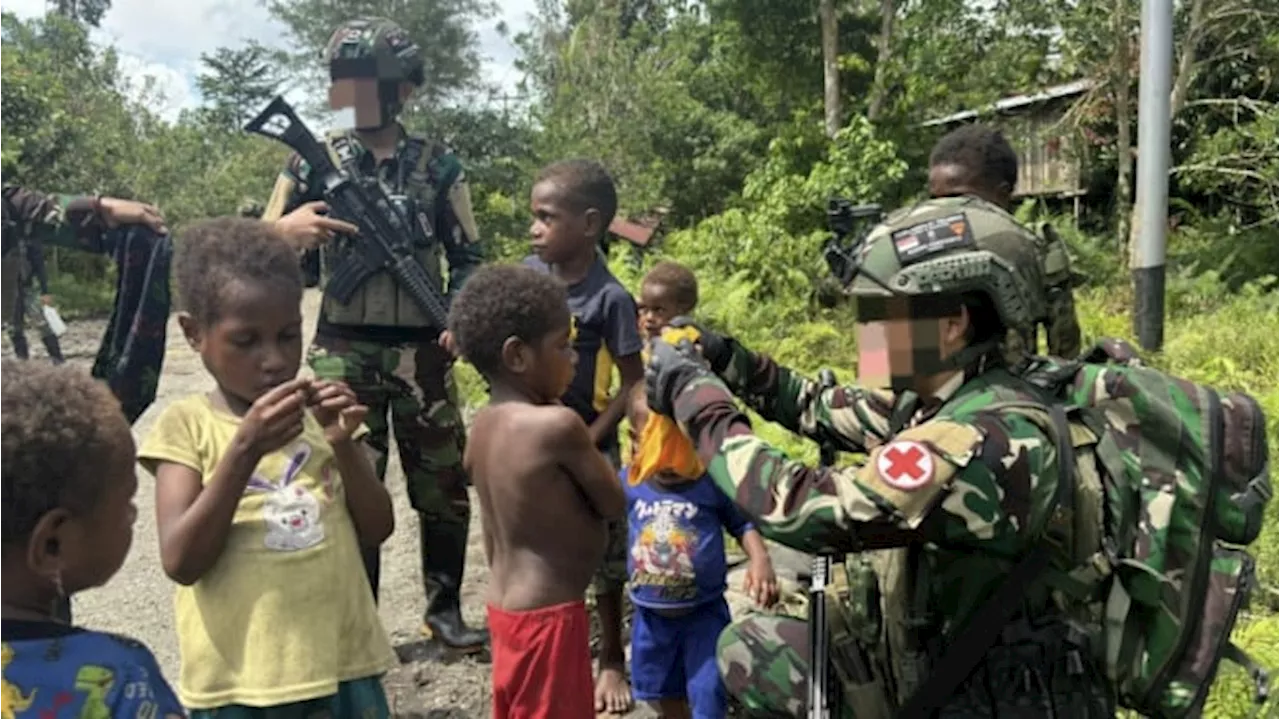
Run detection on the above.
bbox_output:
[594,664,633,715]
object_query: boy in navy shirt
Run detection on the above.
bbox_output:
[623,383,778,719]
[523,159,646,713]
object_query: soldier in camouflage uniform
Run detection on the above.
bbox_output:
[645,198,1115,717]
[2,186,169,623]
[928,123,1082,359]
[262,17,488,650]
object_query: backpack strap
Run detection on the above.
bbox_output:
[896,403,1076,718]
[1223,641,1276,718]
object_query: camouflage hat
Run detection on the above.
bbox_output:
[846,196,1047,335]
[324,17,424,87]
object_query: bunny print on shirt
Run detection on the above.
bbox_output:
[245,443,326,552]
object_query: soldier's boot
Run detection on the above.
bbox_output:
[42,335,65,365]
[10,331,29,360]
[419,515,488,652]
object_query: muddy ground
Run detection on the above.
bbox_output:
[3,289,812,718]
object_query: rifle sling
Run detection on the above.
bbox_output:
[895,404,1075,718]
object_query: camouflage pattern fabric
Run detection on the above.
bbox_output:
[307,335,469,524]
[7,284,54,339]
[590,517,630,596]
[324,17,424,86]
[663,344,1079,714]
[1037,222,1083,359]
[1017,338,1273,717]
[1,186,169,423]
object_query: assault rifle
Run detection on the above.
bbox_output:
[243,96,451,331]
[808,368,843,719]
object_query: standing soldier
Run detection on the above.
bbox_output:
[645,198,1114,717]
[2,185,168,623]
[261,17,488,651]
[6,242,65,364]
[927,123,1083,359]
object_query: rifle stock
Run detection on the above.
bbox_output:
[244,95,451,330]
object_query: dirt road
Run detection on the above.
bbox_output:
[5,289,811,717]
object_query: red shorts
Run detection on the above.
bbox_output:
[488,600,594,719]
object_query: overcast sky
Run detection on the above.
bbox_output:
[3,0,540,121]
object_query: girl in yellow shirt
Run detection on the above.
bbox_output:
[137,217,397,717]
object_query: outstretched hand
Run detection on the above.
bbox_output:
[667,316,731,373]
[98,197,168,235]
[644,335,711,418]
[307,379,368,444]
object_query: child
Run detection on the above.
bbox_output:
[1,361,185,718]
[522,159,644,713]
[136,217,397,717]
[627,261,779,718]
[636,260,699,341]
[449,263,626,719]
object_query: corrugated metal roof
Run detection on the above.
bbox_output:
[921,78,1097,127]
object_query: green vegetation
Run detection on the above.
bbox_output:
[4,0,1276,715]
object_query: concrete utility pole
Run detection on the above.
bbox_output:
[1130,0,1173,351]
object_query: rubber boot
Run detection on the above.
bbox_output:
[10,331,29,360]
[41,334,64,365]
[420,515,488,651]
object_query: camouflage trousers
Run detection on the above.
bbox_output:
[5,286,54,339]
[717,614,846,718]
[307,333,470,597]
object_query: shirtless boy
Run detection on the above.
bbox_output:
[449,263,626,719]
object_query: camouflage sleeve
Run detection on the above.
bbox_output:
[260,153,315,223]
[2,185,108,256]
[672,374,1059,556]
[717,339,896,454]
[434,153,484,296]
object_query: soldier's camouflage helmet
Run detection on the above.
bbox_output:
[324,17,425,87]
[846,197,1047,336]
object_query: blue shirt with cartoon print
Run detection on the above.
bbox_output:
[1,620,185,718]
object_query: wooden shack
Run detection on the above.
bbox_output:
[922,79,1096,209]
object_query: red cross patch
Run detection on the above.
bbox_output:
[875,440,934,491]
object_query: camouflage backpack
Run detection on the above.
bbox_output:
[1012,338,1275,718]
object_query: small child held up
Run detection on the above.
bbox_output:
[1,361,185,718]
[448,263,626,719]
[625,259,780,719]
[136,217,397,717]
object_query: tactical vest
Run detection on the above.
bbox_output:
[319,130,450,328]
[831,371,1115,718]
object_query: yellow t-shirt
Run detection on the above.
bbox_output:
[137,395,395,710]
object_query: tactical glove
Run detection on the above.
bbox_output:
[667,316,732,374]
[645,335,713,418]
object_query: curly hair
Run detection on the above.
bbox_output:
[448,263,571,379]
[2,361,133,545]
[175,217,302,325]
[642,260,699,314]
[929,123,1019,194]
[535,159,618,238]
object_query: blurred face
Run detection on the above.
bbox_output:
[328,78,413,130]
[181,279,304,414]
[854,295,969,394]
[638,281,689,339]
[529,181,595,264]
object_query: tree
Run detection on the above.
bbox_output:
[50,0,110,28]
[263,0,498,111]
[195,42,288,131]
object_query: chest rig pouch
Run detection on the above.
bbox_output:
[320,132,445,328]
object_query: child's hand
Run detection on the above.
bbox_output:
[744,556,780,609]
[234,378,309,458]
[308,379,368,444]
